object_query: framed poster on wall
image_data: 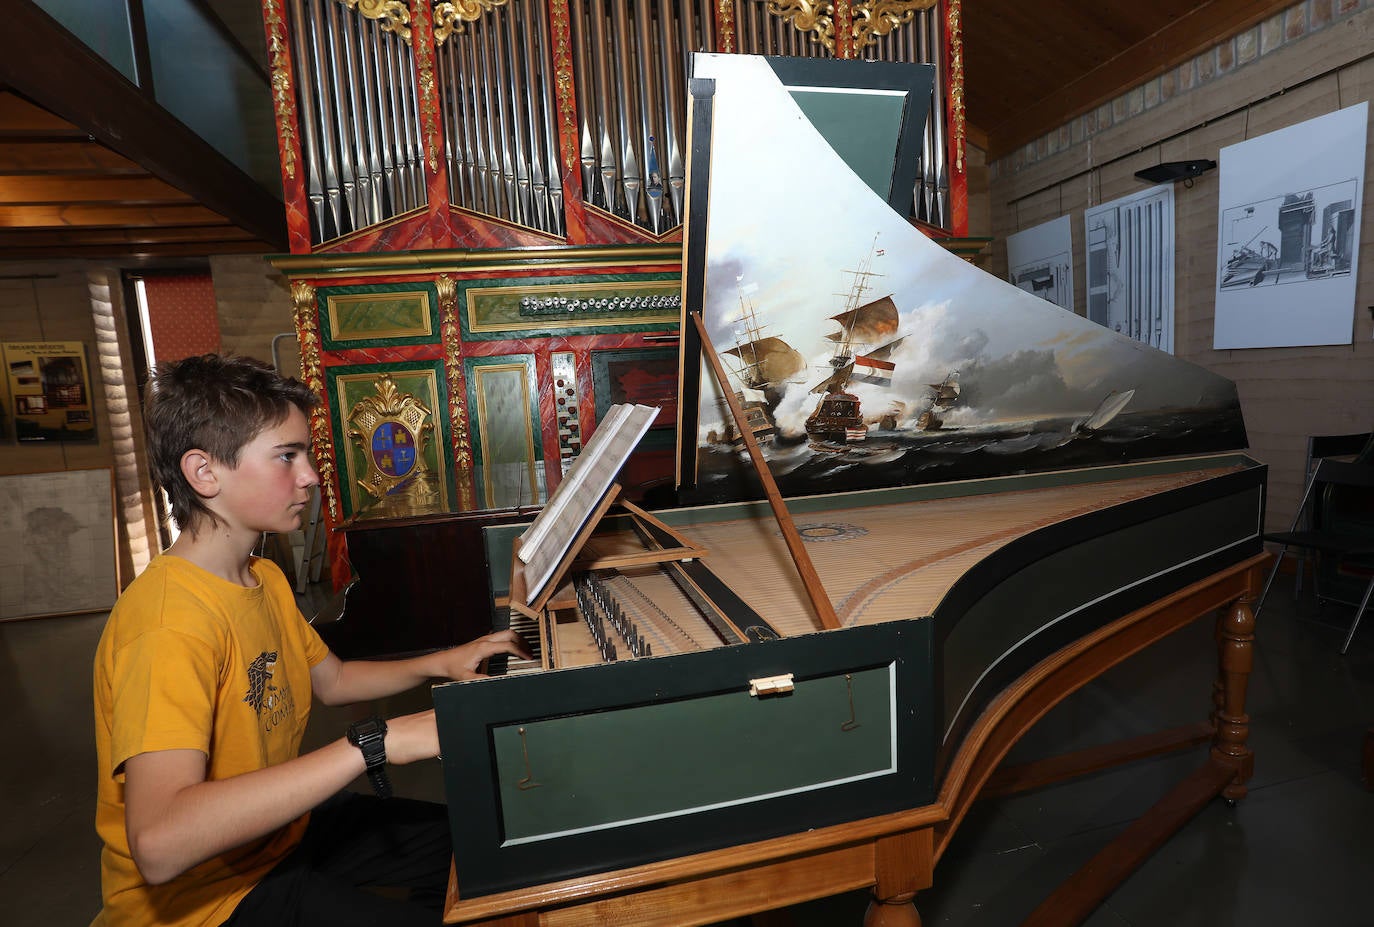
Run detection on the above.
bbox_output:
[2,341,97,442]
[1213,101,1367,349]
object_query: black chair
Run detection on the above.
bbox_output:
[1255,455,1374,653]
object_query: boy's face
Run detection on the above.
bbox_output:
[213,405,319,536]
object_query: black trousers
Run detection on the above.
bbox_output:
[220,792,452,927]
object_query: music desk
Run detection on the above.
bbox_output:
[437,458,1268,926]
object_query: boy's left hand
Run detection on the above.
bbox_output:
[433,629,532,680]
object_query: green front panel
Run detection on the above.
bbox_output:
[494,665,894,843]
[465,354,545,508]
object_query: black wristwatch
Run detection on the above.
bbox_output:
[346,717,393,799]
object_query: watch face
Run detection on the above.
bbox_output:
[349,717,387,745]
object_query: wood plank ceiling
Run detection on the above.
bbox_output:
[0,0,1302,262]
[0,89,269,261]
[0,0,285,264]
[965,0,1299,158]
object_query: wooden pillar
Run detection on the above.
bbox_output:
[261,0,314,253]
[437,273,478,510]
[548,0,590,244]
[943,0,968,236]
[411,0,455,248]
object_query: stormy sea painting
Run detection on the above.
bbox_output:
[681,54,1248,505]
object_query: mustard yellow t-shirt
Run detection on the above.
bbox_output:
[92,554,330,927]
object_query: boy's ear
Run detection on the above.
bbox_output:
[180,449,220,500]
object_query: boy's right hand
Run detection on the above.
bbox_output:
[383,709,440,765]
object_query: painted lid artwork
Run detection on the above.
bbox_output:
[683,54,1247,503]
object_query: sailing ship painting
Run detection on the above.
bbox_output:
[805,241,897,444]
[687,54,1248,503]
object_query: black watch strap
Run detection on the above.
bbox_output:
[346,716,393,799]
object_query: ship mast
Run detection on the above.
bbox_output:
[731,277,767,387]
[831,234,883,372]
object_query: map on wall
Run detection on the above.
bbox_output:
[0,468,117,620]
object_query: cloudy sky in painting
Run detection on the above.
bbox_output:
[690,54,1236,436]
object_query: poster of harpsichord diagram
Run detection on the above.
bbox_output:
[683,54,1247,503]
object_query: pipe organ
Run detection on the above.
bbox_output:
[267,0,962,248]
[260,0,976,640]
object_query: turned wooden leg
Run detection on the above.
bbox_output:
[864,894,921,927]
[862,830,931,927]
[1212,591,1257,802]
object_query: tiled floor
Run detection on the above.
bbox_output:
[4,570,1372,926]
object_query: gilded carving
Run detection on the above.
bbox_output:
[414,4,442,173]
[290,280,340,520]
[763,0,833,52]
[437,274,476,510]
[852,0,938,50]
[549,0,579,174]
[432,0,509,44]
[760,0,933,55]
[262,0,297,180]
[346,375,441,508]
[341,0,411,40]
[834,0,853,57]
[947,0,965,173]
[717,0,736,53]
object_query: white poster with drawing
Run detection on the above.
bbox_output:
[1213,101,1366,349]
[1083,184,1175,354]
[1006,215,1074,312]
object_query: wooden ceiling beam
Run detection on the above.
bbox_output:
[982,0,1298,158]
[0,90,86,135]
[0,175,193,205]
[0,4,285,248]
[0,240,273,261]
[0,226,257,247]
[0,203,229,228]
[0,141,147,174]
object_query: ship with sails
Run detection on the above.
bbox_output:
[719,278,806,442]
[915,371,960,430]
[805,242,904,444]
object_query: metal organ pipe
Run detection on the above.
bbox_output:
[283,1,954,243]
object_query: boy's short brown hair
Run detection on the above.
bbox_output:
[144,354,318,532]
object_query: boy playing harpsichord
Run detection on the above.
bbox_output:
[92,354,528,927]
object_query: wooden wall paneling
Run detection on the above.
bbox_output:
[1011,186,1062,231]
[997,142,1091,208]
[1242,78,1344,141]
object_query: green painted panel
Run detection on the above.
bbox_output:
[318,282,441,349]
[466,355,545,509]
[493,665,894,842]
[788,89,907,200]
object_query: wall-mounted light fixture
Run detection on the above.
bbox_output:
[1134,159,1217,186]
